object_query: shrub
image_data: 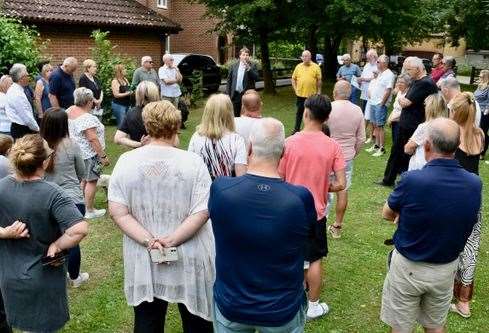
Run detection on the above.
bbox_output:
[89,30,136,118]
[181,70,204,107]
[0,16,47,75]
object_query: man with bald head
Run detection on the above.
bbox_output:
[159,53,182,107]
[234,89,262,146]
[132,56,159,89]
[381,118,481,333]
[291,50,322,133]
[49,57,78,109]
[326,81,365,238]
[210,117,313,332]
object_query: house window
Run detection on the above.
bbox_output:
[157,0,168,8]
[165,36,171,53]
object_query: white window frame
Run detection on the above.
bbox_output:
[157,0,168,9]
[165,36,171,53]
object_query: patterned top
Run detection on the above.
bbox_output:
[0,92,11,133]
[68,112,105,159]
[108,145,215,320]
[188,132,247,180]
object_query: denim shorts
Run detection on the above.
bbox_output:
[371,104,387,126]
[213,299,306,333]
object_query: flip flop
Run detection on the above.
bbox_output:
[450,303,471,318]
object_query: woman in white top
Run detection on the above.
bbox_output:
[67,87,109,219]
[0,75,13,136]
[404,93,447,170]
[387,73,412,147]
[188,93,247,180]
[359,49,378,144]
[108,101,214,333]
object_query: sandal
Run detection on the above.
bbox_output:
[450,303,471,318]
[328,224,342,239]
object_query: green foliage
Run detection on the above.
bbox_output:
[0,16,47,74]
[181,70,204,107]
[89,30,136,112]
[268,41,304,59]
[444,0,489,50]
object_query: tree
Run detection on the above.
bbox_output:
[444,0,489,50]
[0,16,46,74]
[190,0,296,94]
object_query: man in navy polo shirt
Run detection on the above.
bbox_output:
[209,118,314,333]
[49,57,77,109]
[380,118,482,333]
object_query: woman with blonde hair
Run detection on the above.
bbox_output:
[404,93,447,170]
[111,64,132,127]
[109,101,214,332]
[188,93,247,179]
[34,63,53,118]
[79,59,103,113]
[114,81,160,148]
[0,134,88,332]
[475,69,489,161]
[449,91,484,318]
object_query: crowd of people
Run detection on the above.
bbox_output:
[0,45,487,333]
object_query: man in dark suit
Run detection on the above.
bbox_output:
[226,47,259,117]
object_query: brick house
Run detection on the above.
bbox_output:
[1,0,232,73]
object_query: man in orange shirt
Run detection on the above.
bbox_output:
[279,94,346,319]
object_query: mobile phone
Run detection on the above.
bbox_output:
[41,251,68,266]
[150,247,178,264]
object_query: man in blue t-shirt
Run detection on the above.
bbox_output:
[209,117,315,332]
[49,57,77,109]
[380,118,482,333]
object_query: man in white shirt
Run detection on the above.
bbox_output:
[234,90,263,147]
[5,64,39,140]
[159,53,182,108]
[365,55,395,156]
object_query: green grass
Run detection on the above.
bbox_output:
[62,83,489,333]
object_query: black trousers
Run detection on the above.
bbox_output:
[133,299,212,333]
[481,112,489,157]
[294,96,307,132]
[0,290,12,333]
[10,123,35,141]
[231,91,244,117]
[382,126,416,185]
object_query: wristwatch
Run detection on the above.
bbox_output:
[142,238,151,248]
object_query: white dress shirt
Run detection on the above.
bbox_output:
[5,83,39,132]
[235,62,246,93]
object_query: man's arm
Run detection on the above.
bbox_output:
[49,93,59,108]
[17,94,39,131]
[382,201,398,223]
[329,168,346,192]
[381,88,392,106]
[226,64,234,96]
[247,63,259,81]
[354,118,366,156]
[316,68,322,94]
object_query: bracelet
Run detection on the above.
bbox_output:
[100,154,107,159]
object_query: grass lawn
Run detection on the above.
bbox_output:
[62,83,489,333]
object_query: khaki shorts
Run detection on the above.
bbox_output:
[381,250,458,333]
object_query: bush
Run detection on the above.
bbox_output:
[181,70,204,107]
[89,30,136,121]
[0,16,47,75]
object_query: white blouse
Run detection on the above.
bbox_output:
[108,145,215,320]
[68,112,105,159]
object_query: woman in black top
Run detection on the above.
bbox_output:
[113,81,160,148]
[449,92,484,319]
[111,64,132,127]
[79,59,103,113]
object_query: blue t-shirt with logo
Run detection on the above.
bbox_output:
[389,158,482,264]
[209,174,315,326]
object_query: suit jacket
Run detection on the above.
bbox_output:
[226,61,259,98]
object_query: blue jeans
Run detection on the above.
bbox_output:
[111,102,129,128]
[213,300,306,333]
[371,104,387,126]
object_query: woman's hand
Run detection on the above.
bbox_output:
[140,135,151,146]
[101,156,110,166]
[46,242,65,266]
[0,220,30,239]
[158,234,178,248]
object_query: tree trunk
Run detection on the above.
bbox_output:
[322,34,342,80]
[258,29,276,95]
[306,25,319,63]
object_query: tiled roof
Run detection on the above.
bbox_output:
[2,0,181,31]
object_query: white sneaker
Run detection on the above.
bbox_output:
[372,148,386,157]
[307,301,330,320]
[69,272,90,288]
[84,209,106,219]
[365,138,373,144]
[365,145,378,153]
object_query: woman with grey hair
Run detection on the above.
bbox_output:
[387,73,412,145]
[67,87,109,219]
[34,63,53,117]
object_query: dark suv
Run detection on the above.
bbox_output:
[173,53,221,94]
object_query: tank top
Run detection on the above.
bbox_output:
[454,148,480,175]
[113,79,131,106]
